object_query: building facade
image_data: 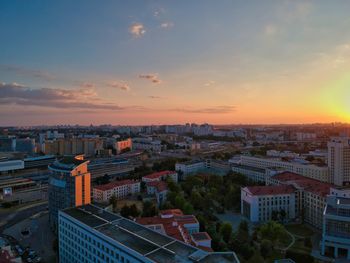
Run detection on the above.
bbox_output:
[328,137,350,186]
[240,155,329,182]
[48,155,91,230]
[93,180,140,202]
[241,185,296,222]
[321,187,350,260]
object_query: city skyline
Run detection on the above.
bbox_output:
[1,1,350,126]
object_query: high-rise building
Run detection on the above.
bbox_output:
[328,137,350,186]
[321,187,350,259]
[0,136,16,152]
[59,204,239,263]
[48,155,91,231]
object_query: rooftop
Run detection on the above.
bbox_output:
[143,170,177,180]
[61,205,238,263]
[49,155,88,171]
[94,179,139,191]
[271,171,332,197]
[245,185,295,196]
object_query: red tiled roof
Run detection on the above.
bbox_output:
[94,179,138,191]
[246,185,295,196]
[136,212,205,249]
[160,209,184,217]
[271,171,332,197]
[143,170,176,180]
[146,181,168,192]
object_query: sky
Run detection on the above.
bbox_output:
[1,0,350,126]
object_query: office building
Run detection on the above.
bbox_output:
[0,136,16,152]
[328,137,350,186]
[240,155,329,182]
[321,187,350,259]
[241,185,296,222]
[48,155,91,230]
[15,138,36,154]
[59,204,239,262]
[267,172,332,229]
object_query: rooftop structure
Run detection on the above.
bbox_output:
[59,204,239,263]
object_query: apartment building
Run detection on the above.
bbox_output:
[115,138,132,154]
[93,180,140,203]
[44,138,103,157]
[58,204,239,263]
[142,170,178,184]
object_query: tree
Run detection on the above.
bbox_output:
[271,210,279,221]
[280,209,286,222]
[236,220,250,243]
[142,201,158,217]
[182,202,194,214]
[120,204,140,218]
[174,195,186,210]
[220,222,233,243]
[259,221,287,247]
[109,195,118,212]
[260,239,272,259]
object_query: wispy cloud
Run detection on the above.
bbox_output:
[79,82,96,88]
[0,65,56,81]
[204,80,215,87]
[106,81,130,91]
[148,95,163,99]
[168,105,236,114]
[129,23,146,37]
[138,74,162,84]
[160,22,174,29]
[0,82,124,111]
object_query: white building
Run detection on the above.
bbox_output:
[240,155,329,182]
[142,170,178,184]
[321,187,350,260]
[328,137,350,186]
[93,180,140,202]
[175,160,205,177]
[296,132,317,141]
[58,204,240,263]
[241,185,296,222]
[132,137,162,152]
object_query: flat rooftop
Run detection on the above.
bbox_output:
[61,205,238,263]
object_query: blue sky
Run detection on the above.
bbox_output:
[1,1,350,125]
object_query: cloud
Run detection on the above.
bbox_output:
[107,81,130,91]
[169,105,236,114]
[0,82,124,111]
[0,65,56,81]
[79,82,96,88]
[129,23,146,37]
[160,22,174,29]
[138,74,162,84]
[264,24,278,36]
[148,95,163,99]
[204,80,215,87]
[154,8,165,17]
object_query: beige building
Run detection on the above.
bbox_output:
[44,138,103,156]
[328,137,350,186]
[241,155,329,182]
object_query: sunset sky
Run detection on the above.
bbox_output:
[1,1,350,126]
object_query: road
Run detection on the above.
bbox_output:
[0,202,48,233]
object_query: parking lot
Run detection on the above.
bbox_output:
[3,211,56,262]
